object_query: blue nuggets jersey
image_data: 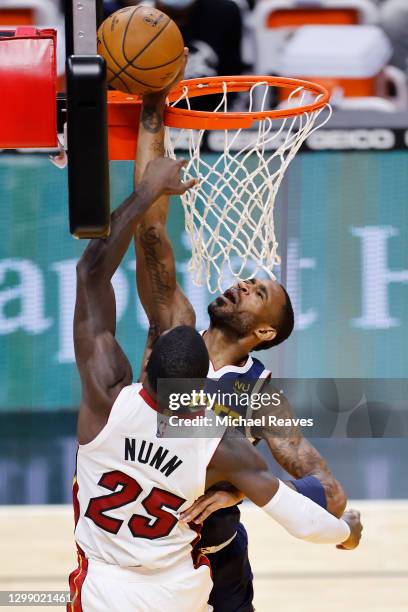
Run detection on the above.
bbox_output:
[206,349,271,438]
[199,333,271,548]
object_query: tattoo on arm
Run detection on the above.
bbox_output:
[140,226,172,306]
[267,437,324,479]
[150,141,165,155]
[141,105,163,134]
[253,388,346,515]
[267,437,346,516]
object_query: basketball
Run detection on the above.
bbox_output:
[97,5,185,95]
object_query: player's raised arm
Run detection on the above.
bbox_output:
[202,433,362,550]
[133,50,196,381]
[74,157,195,444]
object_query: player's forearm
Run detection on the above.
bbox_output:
[134,95,167,212]
[135,221,177,313]
[78,184,156,282]
[266,436,347,517]
[133,95,178,316]
[135,94,166,182]
[261,480,351,545]
[227,467,350,545]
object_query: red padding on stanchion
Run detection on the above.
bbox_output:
[107,91,141,161]
[0,28,57,148]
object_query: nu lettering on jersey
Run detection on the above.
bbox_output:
[205,352,271,436]
[199,345,271,549]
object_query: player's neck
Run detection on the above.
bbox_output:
[203,327,251,370]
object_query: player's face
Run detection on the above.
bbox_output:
[208,278,285,336]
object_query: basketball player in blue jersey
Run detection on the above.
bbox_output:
[133,50,353,612]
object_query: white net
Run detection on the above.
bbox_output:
[165,80,331,293]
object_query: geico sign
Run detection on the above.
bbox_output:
[307,129,395,150]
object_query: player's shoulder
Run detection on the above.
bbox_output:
[249,355,268,373]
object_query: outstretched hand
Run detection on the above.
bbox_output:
[140,157,196,202]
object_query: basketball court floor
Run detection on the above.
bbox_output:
[1,500,406,611]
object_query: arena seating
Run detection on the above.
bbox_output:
[250,0,407,111]
[253,0,379,75]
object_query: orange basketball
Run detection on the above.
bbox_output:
[97,5,185,95]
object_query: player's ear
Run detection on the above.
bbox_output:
[254,326,277,344]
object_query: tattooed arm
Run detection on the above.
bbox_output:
[133,50,195,381]
[250,387,347,518]
[181,390,347,523]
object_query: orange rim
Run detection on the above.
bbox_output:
[164,75,330,130]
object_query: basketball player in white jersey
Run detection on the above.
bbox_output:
[70,155,362,612]
[133,51,359,612]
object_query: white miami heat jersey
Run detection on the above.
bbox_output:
[74,383,222,571]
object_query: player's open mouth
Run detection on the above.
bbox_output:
[223,288,238,304]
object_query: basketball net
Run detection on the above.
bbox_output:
[165,80,331,294]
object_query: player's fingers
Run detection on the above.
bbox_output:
[179,502,206,522]
[336,544,347,550]
[182,178,197,191]
[172,179,197,196]
[193,503,219,523]
[177,159,188,168]
[179,494,216,521]
[180,47,189,74]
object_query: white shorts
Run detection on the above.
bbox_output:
[69,554,213,612]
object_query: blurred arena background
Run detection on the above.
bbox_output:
[0,0,407,610]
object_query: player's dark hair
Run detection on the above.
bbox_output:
[146,325,209,391]
[252,285,294,352]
